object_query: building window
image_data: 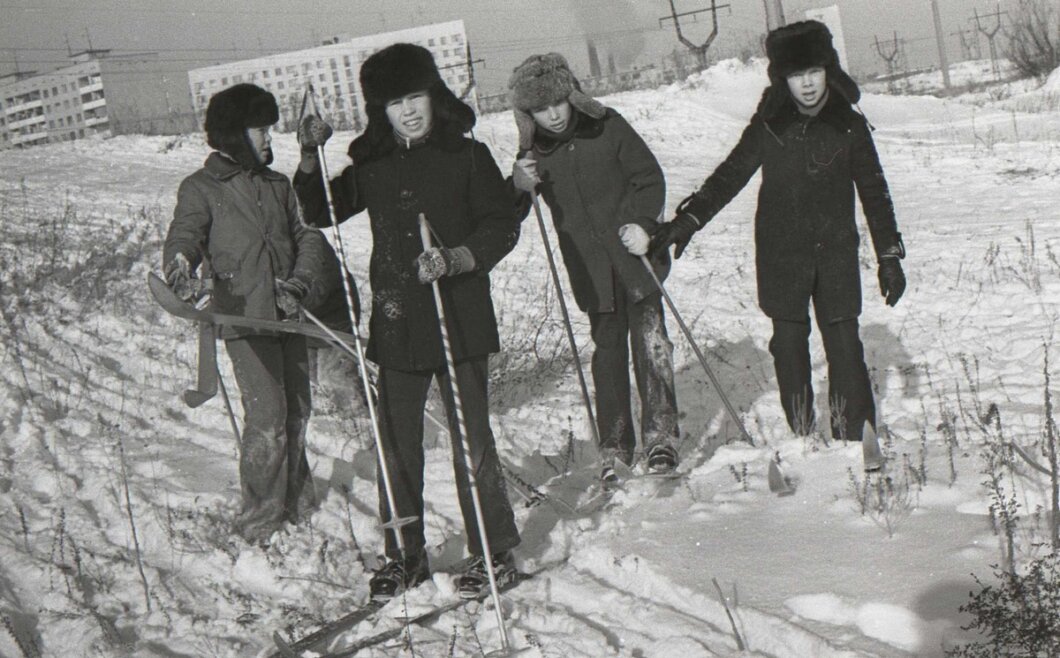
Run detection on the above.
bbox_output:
[276,67,282,75]
[234,74,243,83]
[52,87,58,95]
[263,70,269,78]
[221,77,228,85]
[441,36,448,45]
[330,58,337,69]
[343,55,350,66]
[428,38,435,46]
[319,73,325,82]
[316,60,323,68]
[277,81,285,89]
[453,34,462,44]
[43,89,49,99]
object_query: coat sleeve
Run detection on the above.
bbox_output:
[850,119,902,259]
[612,113,666,232]
[163,177,210,270]
[683,116,764,226]
[461,141,522,273]
[284,180,326,303]
[292,159,364,228]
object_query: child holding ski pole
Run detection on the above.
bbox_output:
[507,53,681,483]
[163,83,326,546]
[651,21,907,444]
[293,43,522,601]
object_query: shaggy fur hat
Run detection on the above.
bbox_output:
[508,53,605,151]
[204,83,278,157]
[762,20,860,113]
[350,43,476,164]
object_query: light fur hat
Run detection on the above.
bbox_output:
[507,52,605,150]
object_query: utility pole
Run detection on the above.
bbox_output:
[762,0,786,32]
[658,0,730,71]
[971,4,1007,80]
[83,27,94,51]
[951,27,981,61]
[874,32,902,93]
[455,42,484,109]
[930,0,952,92]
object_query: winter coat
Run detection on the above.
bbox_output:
[684,91,900,323]
[165,152,325,339]
[514,108,669,314]
[294,133,520,372]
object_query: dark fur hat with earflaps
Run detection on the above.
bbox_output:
[349,42,477,164]
[759,20,860,119]
[204,83,279,168]
[508,52,605,151]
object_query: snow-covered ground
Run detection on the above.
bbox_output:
[1,59,1058,657]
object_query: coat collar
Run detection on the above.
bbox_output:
[759,87,859,136]
[531,108,608,155]
[204,151,285,181]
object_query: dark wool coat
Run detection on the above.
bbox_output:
[685,92,900,323]
[165,152,325,339]
[294,134,520,372]
[514,108,669,314]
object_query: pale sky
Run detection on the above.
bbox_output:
[0,0,1023,94]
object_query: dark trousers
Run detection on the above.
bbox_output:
[588,280,679,466]
[225,333,314,543]
[376,356,519,559]
[769,314,875,441]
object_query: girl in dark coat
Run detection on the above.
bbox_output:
[652,21,907,443]
[294,43,521,601]
[507,53,681,481]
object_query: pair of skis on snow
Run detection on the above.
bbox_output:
[269,570,534,657]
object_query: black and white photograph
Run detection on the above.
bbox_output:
[1,0,1058,655]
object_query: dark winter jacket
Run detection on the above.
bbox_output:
[513,108,669,313]
[294,132,520,372]
[682,91,901,323]
[164,152,325,339]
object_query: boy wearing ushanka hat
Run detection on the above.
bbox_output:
[653,21,907,444]
[508,52,683,483]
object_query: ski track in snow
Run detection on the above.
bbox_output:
[1,58,1058,657]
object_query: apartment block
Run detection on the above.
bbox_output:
[0,49,196,150]
[187,20,473,133]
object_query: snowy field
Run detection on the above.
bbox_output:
[0,59,1058,657]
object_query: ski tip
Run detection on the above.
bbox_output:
[767,460,795,496]
[271,630,299,657]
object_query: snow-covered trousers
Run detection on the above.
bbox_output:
[588,277,679,467]
[225,333,315,543]
[769,317,876,441]
[375,357,520,559]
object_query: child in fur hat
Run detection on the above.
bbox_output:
[507,52,682,483]
[294,43,522,601]
[652,21,907,443]
[163,83,326,546]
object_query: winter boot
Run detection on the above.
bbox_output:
[369,549,430,601]
[646,443,679,474]
[457,550,518,600]
[600,461,620,489]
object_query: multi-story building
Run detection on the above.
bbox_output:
[187,20,473,133]
[0,49,196,150]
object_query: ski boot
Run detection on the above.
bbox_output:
[457,550,518,599]
[369,549,430,601]
[646,443,679,474]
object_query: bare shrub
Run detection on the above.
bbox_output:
[1004,0,1060,79]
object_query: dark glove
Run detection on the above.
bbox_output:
[511,156,539,193]
[649,214,700,259]
[415,246,475,284]
[164,253,195,301]
[877,258,905,307]
[275,277,310,318]
[298,115,333,153]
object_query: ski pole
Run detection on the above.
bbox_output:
[215,360,242,457]
[302,85,417,551]
[637,255,756,446]
[529,191,603,454]
[419,214,511,652]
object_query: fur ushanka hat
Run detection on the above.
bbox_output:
[507,53,605,151]
[760,20,860,117]
[350,43,476,163]
[204,83,278,167]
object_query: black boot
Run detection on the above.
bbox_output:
[369,549,430,601]
[457,550,517,599]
